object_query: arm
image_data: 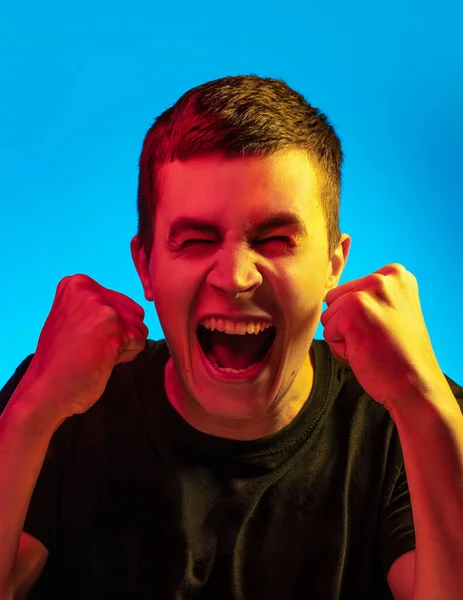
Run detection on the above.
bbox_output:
[0,373,64,598]
[389,380,463,600]
[0,274,149,598]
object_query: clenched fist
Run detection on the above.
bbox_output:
[25,274,149,420]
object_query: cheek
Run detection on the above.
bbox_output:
[282,271,325,322]
[151,265,200,334]
[151,257,184,296]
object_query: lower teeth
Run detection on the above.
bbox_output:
[207,353,258,374]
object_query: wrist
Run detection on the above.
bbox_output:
[5,376,68,439]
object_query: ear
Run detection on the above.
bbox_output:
[323,234,352,300]
[130,235,154,302]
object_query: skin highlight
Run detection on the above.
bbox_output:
[131,149,351,440]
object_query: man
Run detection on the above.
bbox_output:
[1,75,462,599]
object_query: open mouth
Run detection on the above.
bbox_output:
[196,324,277,372]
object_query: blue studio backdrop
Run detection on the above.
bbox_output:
[1,0,461,386]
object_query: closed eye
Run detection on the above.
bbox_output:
[183,235,290,244]
[183,239,215,245]
[181,236,291,247]
[254,236,290,244]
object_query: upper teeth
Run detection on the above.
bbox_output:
[200,317,273,335]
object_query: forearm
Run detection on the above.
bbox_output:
[0,377,63,594]
[390,383,463,600]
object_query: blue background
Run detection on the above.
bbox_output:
[1,1,462,387]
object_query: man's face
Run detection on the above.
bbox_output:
[132,149,350,430]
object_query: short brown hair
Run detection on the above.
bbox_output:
[137,74,343,260]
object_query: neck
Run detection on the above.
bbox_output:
[164,350,315,441]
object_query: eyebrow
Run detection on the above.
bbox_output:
[167,211,308,242]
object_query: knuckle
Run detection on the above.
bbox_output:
[372,273,388,294]
[99,304,119,321]
[74,274,95,289]
[391,262,406,275]
[108,331,126,353]
[70,273,87,284]
[58,274,90,291]
[124,296,145,319]
[131,324,146,342]
[353,291,367,309]
[57,275,71,292]
[371,273,384,285]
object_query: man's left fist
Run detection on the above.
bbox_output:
[320,263,446,412]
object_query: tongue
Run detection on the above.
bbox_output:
[210,330,268,370]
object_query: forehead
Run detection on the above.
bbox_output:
[156,150,321,228]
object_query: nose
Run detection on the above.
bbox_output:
[206,244,263,298]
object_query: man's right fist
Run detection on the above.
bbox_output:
[25,274,149,420]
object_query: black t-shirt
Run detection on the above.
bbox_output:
[2,338,462,599]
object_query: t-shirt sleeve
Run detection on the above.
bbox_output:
[379,456,416,580]
[0,355,68,553]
